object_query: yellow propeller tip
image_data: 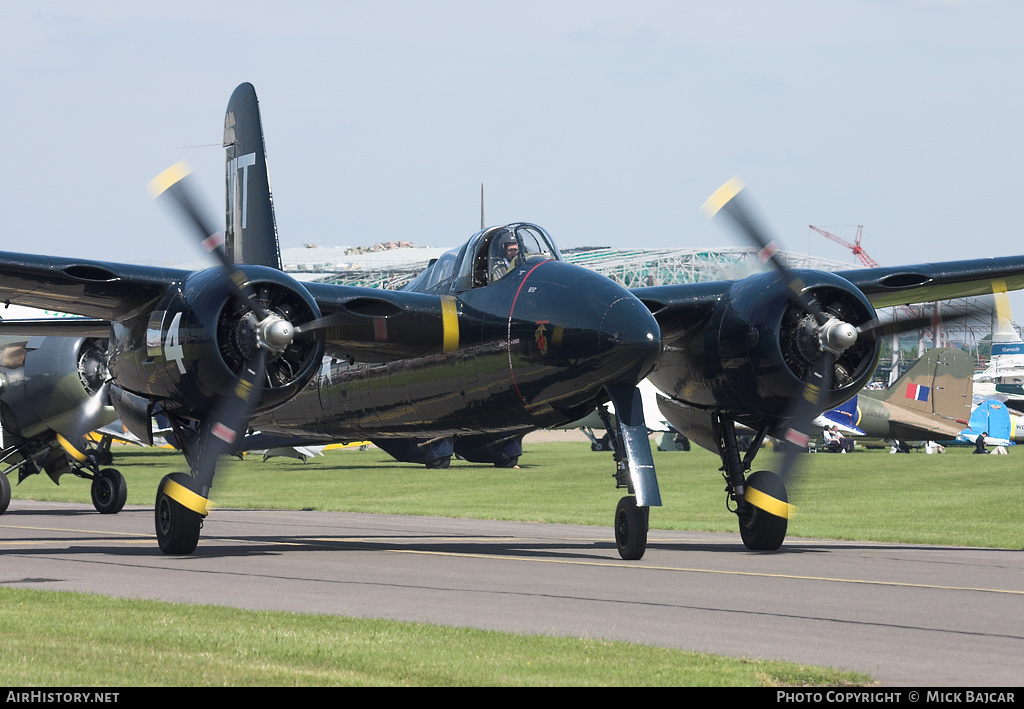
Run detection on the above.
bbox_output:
[147,161,192,198]
[701,176,745,218]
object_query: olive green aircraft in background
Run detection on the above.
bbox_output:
[818,347,975,451]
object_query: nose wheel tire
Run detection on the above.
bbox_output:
[738,470,788,551]
[91,468,127,514]
[155,474,203,555]
[614,495,649,560]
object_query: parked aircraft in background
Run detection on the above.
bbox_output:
[557,378,680,452]
[3,83,1024,559]
[0,305,123,516]
[973,292,1024,412]
[958,399,1018,448]
[818,347,974,451]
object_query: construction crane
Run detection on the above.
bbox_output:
[808,224,879,268]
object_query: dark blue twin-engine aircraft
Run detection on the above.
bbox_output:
[2,83,1023,559]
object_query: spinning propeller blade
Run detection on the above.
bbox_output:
[148,163,343,519]
[704,177,990,518]
[149,162,270,321]
[702,177,827,326]
[193,348,268,495]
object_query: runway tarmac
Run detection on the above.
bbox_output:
[2,499,1022,687]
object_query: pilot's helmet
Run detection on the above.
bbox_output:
[493,231,517,256]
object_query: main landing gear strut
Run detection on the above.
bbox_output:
[713,413,788,551]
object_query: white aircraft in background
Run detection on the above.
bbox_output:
[974,292,1024,411]
[557,379,689,451]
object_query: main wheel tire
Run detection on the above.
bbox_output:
[155,474,203,555]
[739,470,788,551]
[91,468,127,515]
[493,456,519,469]
[424,456,451,469]
[0,472,10,515]
[614,495,649,560]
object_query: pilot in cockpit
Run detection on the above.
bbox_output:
[489,231,521,283]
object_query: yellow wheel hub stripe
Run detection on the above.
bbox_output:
[164,478,210,517]
[440,296,459,353]
[744,486,796,519]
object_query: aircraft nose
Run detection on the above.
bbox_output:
[508,263,661,412]
[591,290,662,384]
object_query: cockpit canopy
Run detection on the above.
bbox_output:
[404,223,561,295]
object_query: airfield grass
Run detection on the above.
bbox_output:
[0,588,868,687]
[5,439,1017,686]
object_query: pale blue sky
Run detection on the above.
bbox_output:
[2,1,1022,308]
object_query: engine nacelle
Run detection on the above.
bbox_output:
[652,270,879,428]
[108,265,325,420]
[0,335,113,440]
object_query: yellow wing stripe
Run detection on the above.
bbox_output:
[744,486,796,520]
[701,176,745,218]
[147,161,192,198]
[441,296,459,353]
[164,478,210,517]
[55,434,88,463]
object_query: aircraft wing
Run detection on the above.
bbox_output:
[0,318,110,336]
[629,255,1024,349]
[631,281,732,339]
[834,255,1024,309]
[0,252,460,362]
[0,252,188,322]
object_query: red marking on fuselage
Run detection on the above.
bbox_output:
[507,260,552,411]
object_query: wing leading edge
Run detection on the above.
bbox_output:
[836,255,1024,308]
[630,253,1024,333]
[0,251,463,363]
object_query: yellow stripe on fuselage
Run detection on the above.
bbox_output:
[744,486,796,520]
[441,296,459,353]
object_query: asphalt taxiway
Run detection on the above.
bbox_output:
[2,500,1022,686]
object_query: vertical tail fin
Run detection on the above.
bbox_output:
[963,399,1014,444]
[223,83,282,269]
[879,347,974,422]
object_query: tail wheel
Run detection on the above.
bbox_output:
[614,495,649,560]
[91,468,127,515]
[738,470,788,551]
[155,474,203,555]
